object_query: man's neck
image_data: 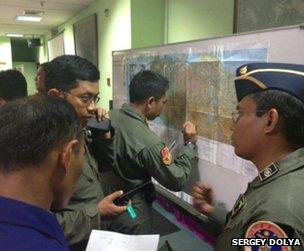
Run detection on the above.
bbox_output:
[129,102,146,119]
[252,139,299,172]
[0,169,52,210]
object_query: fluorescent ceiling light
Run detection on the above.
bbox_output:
[6,33,24,37]
[16,15,42,22]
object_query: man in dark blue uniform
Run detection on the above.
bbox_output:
[0,96,84,250]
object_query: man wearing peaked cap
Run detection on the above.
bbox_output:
[193,62,304,250]
[234,62,304,102]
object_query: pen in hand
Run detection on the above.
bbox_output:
[169,140,176,151]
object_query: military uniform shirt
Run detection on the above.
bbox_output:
[103,103,197,234]
[54,132,105,246]
[0,196,68,251]
[215,148,304,251]
[110,103,197,190]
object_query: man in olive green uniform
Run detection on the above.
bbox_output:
[45,55,126,249]
[193,62,304,250]
[102,70,198,234]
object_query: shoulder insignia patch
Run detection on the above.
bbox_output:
[245,220,290,251]
[160,146,172,165]
[231,194,245,217]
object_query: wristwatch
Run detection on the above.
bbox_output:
[185,141,196,149]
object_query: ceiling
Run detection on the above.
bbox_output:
[0,0,97,37]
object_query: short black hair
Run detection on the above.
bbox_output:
[129,70,169,103]
[0,96,82,173]
[39,62,49,70]
[250,90,304,146]
[45,55,100,91]
[0,69,27,101]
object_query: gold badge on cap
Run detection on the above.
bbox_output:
[160,146,172,165]
[239,65,248,75]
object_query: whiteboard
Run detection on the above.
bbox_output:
[48,33,65,61]
[112,25,304,210]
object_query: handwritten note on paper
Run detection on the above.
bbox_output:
[86,230,160,251]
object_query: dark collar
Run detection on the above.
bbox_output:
[0,196,67,246]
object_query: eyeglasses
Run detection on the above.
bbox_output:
[231,110,269,123]
[63,91,100,105]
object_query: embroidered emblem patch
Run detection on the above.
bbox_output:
[160,146,172,165]
[245,221,290,251]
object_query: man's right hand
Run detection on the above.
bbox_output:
[183,121,197,143]
[192,182,215,215]
[94,107,111,139]
[98,190,127,218]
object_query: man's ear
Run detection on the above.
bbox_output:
[264,108,280,134]
[0,97,6,107]
[48,88,62,97]
[147,97,156,108]
[58,139,80,174]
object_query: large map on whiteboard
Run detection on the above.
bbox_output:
[112,26,304,209]
[115,48,267,145]
[113,47,267,190]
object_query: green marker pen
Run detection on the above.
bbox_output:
[126,204,137,219]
